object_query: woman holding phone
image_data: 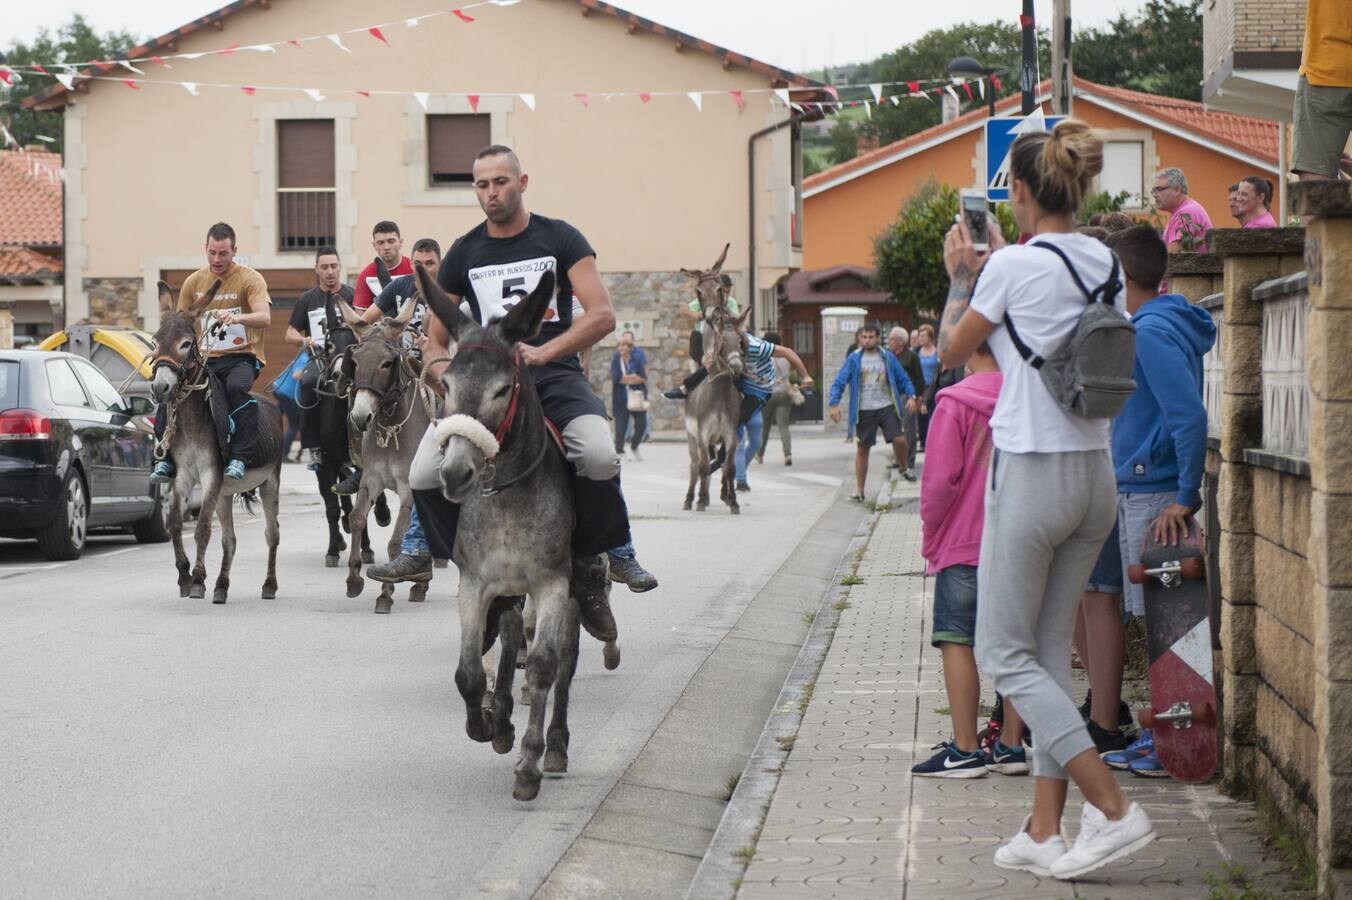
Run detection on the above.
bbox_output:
[934,119,1155,880]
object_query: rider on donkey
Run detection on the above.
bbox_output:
[402,144,657,641]
[151,222,272,483]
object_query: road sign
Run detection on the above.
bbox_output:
[985,114,1066,202]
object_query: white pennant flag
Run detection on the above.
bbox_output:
[55,73,77,91]
[180,52,206,60]
[305,88,325,102]
[977,79,986,99]
[518,93,535,110]
[181,82,199,95]
[869,83,882,103]
[774,88,790,107]
[1,125,16,148]
[945,85,960,104]
[891,95,901,106]
[248,44,277,53]
[491,0,523,5]
[406,17,420,27]
[326,34,351,52]
[412,92,430,111]
[119,60,146,75]
[864,100,872,119]
[687,91,703,111]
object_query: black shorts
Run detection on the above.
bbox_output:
[531,358,607,426]
[856,406,903,447]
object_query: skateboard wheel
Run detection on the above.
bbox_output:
[1193,702,1216,726]
[1180,557,1204,579]
[1139,708,1156,729]
[1127,563,1146,585]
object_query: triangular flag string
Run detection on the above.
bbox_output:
[518,93,535,110]
[687,91,702,111]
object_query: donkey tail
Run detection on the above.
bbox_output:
[238,489,260,516]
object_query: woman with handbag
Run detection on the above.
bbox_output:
[611,335,649,460]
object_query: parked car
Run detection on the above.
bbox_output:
[0,349,169,560]
[36,324,157,405]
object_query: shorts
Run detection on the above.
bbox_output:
[932,564,978,646]
[1085,520,1123,594]
[856,405,903,448]
[1118,491,1176,617]
[1292,76,1352,179]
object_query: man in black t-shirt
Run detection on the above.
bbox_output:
[401,145,656,643]
[285,245,356,463]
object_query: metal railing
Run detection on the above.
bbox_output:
[1199,293,1225,441]
[1255,273,1310,458]
[278,188,336,251]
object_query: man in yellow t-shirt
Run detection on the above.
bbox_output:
[151,222,273,482]
[1293,0,1352,182]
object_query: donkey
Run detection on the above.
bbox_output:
[151,281,283,603]
[336,297,432,613]
[416,263,585,802]
[679,246,748,515]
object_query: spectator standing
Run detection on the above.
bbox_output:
[611,334,648,460]
[620,330,650,448]
[352,221,413,310]
[1152,168,1213,253]
[1292,0,1352,184]
[1236,177,1278,228]
[756,331,795,466]
[828,324,917,499]
[1226,183,1242,224]
[887,326,924,472]
[915,323,941,449]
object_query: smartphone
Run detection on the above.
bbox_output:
[960,189,990,251]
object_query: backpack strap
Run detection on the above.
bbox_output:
[1002,242,1123,369]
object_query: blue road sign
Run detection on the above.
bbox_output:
[985,114,1066,202]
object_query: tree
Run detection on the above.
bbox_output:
[828,119,859,165]
[1073,0,1203,102]
[1,16,142,150]
[872,181,1020,317]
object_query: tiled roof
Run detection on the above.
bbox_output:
[0,246,62,279]
[784,264,890,305]
[0,150,62,246]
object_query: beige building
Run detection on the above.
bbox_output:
[1203,0,1303,122]
[29,0,819,424]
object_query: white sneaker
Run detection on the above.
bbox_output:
[1050,801,1155,880]
[993,815,1068,876]
[630,446,643,461]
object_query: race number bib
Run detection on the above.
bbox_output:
[200,307,248,352]
[365,276,384,298]
[466,256,560,325]
[307,307,328,348]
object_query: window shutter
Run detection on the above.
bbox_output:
[427,114,491,184]
[278,120,335,188]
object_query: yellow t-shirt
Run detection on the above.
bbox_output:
[178,263,272,364]
[1302,0,1352,87]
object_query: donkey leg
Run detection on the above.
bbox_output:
[387,485,411,562]
[514,582,567,802]
[455,580,495,744]
[190,473,222,600]
[260,472,281,599]
[321,466,344,567]
[491,600,523,755]
[168,479,191,597]
[346,485,370,599]
[683,438,698,510]
[697,455,711,512]
[518,594,537,705]
[544,605,581,775]
[212,500,236,605]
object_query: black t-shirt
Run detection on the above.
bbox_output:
[437,213,594,347]
[373,274,429,337]
[288,284,355,349]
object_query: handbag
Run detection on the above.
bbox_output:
[622,357,650,412]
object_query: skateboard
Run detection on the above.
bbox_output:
[1127,524,1218,783]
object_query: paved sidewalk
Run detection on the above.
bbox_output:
[725,475,1307,899]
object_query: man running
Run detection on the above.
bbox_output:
[828,323,918,499]
[408,145,656,641]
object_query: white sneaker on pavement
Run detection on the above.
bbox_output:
[1049,801,1154,880]
[993,814,1068,876]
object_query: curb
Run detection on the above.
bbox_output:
[684,477,899,900]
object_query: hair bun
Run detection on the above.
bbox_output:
[1042,119,1103,181]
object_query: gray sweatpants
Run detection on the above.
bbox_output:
[975,448,1116,779]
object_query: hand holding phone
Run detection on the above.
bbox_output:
[960,189,989,252]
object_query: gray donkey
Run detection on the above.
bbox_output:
[415,263,585,802]
[150,281,282,603]
[335,297,432,614]
[680,246,748,515]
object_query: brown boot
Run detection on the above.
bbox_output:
[571,554,619,642]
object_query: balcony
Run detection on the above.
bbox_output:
[277,188,335,252]
[1202,0,1302,121]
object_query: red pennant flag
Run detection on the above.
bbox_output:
[32,64,49,75]
[638,92,651,104]
[222,44,240,55]
[453,9,476,22]
[150,56,169,68]
[467,94,480,112]
[907,80,920,93]
[357,90,371,98]
[1019,13,1034,27]
[729,90,745,111]
[824,84,839,101]
[0,69,11,85]
[368,27,389,46]
[242,86,257,96]
[961,81,973,100]
[574,93,589,108]
[991,74,1003,92]
[122,80,141,90]
[288,39,304,50]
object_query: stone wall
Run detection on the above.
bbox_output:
[0,304,14,349]
[82,277,143,328]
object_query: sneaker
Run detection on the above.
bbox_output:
[305,449,323,472]
[629,446,643,461]
[366,552,433,584]
[571,554,618,642]
[784,455,792,466]
[993,815,1069,876]
[848,493,865,503]
[978,716,1002,753]
[911,741,988,779]
[754,453,763,464]
[607,552,658,592]
[1126,748,1170,778]
[1088,719,1133,754]
[224,459,246,480]
[1049,802,1155,880]
[901,470,917,482]
[736,480,750,492]
[1103,729,1154,770]
[333,467,363,496]
[150,460,176,484]
[1079,690,1136,730]
[662,387,687,400]
[984,740,1029,775]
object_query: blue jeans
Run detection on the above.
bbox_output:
[735,411,763,483]
[400,504,429,556]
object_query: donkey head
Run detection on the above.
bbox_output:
[150,279,219,402]
[679,242,730,318]
[705,304,751,378]
[416,261,555,503]
[343,296,418,432]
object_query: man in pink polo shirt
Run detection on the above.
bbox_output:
[1151,168,1213,253]
[1236,176,1278,228]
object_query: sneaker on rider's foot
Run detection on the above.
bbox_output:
[305,448,323,472]
[367,551,433,584]
[1088,719,1134,754]
[1103,729,1154,770]
[150,460,176,484]
[571,554,618,642]
[224,459,246,480]
[993,815,1069,876]
[1126,747,1170,778]
[983,739,1029,775]
[333,467,363,496]
[1048,801,1154,880]
[607,552,658,592]
[662,387,688,400]
[911,740,988,778]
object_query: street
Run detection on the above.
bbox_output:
[0,430,862,898]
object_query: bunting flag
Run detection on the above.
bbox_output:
[1019,13,1035,27]
[182,82,199,95]
[637,92,651,104]
[961,81,973,100]
[729,90,744,111]
[413,91,429,111]
[991,74,1003,92]
[304,88,325,102]
[122,80,141,90]
[907,81,920,93]
[241,86,256,96]
[823,84,839,101]
[518,93,535,110]
[774,88,790,107]
[119,60,146,75]
[1,124,17,148]
[467,93,480,112]
[356,89,371,98]
[687,91,702,111]
[869,83,882,103]
[864,100,872,119]
[150,56,171,68]
[0,68,13,85]
[453,9,476,22]
[368,27,389,46]
[405,18,419,28]
[977,79,985,99]
[32,63,50,75]
[325,34,350,53]
[574,93,589,108]
[54,73,76,91]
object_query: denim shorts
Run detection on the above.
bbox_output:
[1086,519,1124,594]
[1118,491,1176,617]
[932,564,978,646]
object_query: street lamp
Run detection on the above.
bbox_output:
[946,56,1000,117]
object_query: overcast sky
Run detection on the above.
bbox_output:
[5,0,1150,71]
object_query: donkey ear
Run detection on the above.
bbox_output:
[710,242,730,274]
[158,281,176,318]
[335,297,372,337]
[679,267,700,279]
[497,269,556,346]
[187,279,221,316]
[392,294,418,328]
[415,261,471,341]
[734,307,752,330]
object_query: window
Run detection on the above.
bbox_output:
[1101,141,1145,207]
[0,361,17,410]
[70,358,127,413]
[427,114,491,185]
[46,359,89,407]
[792,320,815,355]
[277,119,336,251]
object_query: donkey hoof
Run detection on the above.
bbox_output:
[361,549,375,565]
[408,583,428,603]
[491,726,516,755]
[212,590,227,605]
[695,502,708,512]
[513,771,542,802]
[466,710,495,744]
[346,577,364,598]
[730,506,741,516]
[178,584,191,599]
[324,554,339,568]
[543,748,569,774]
[374,596,392,614]
[189,583,206,600]
[682,501,693,511]
[261,584,277,600]
[603,641,621,671]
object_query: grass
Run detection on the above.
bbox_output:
[776,734,796,752]
[798,680,816,715]
[1203,862,1277,900]
[933,706,951,717]
[802,610,817,626]
[833,599,852,611]
[840,574,865,586]
[731,846,755,862]
[723,773,740,801]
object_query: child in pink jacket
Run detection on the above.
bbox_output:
[913,345,1027,777]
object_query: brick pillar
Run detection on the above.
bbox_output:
[1166,251,1223,303]
[1292,183,1352,899]
[1209,227,1307,797]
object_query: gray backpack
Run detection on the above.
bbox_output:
[1004,242,1136,419]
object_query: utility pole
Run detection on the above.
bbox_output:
[1052,0,1073,115]
[1020,0,1037,115]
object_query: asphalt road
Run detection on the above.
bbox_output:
[0,429,858,899]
